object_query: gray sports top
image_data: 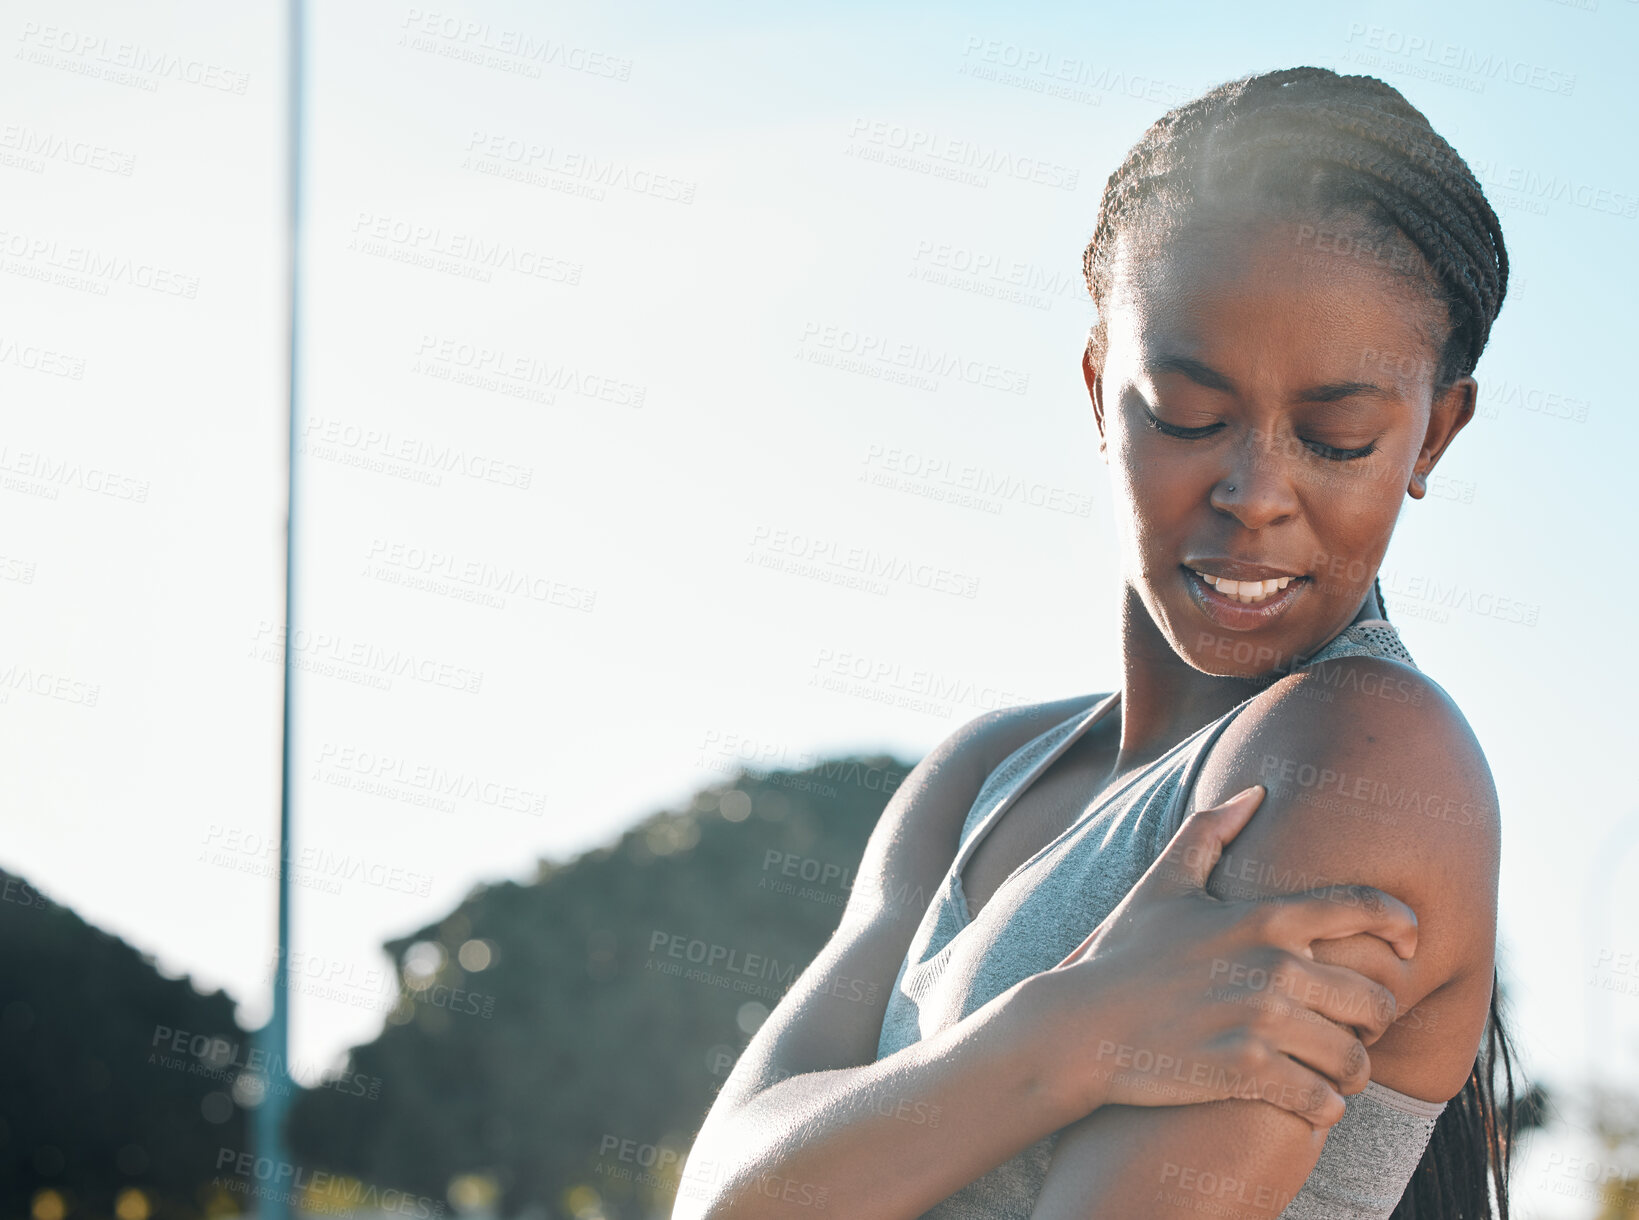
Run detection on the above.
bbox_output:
[875,619,1448,1218]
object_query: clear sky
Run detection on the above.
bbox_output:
[4,0,1636,1210]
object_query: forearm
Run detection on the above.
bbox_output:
[1029,1098,1323,1220]
[676,975,1082,1220]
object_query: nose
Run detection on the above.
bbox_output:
[1208,429,1300,529]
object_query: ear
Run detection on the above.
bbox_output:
[1082,342,1108,460]
[1408,375,1476,499]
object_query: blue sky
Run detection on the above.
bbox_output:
[4,0,1636,1209]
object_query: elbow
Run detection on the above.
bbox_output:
[673,1152,830,1220]
[672,1178,768,1220]
[668,1167,732,1220]
[669,1127,775,1220]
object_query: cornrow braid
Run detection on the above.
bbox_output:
[1082,66,1508,389]
[1081,68,1521,1220]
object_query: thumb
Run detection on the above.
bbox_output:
[1140,785,1264,896]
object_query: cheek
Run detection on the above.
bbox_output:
[1109,429,1212,544]
[1297,472,1402,594]
[1301,458,1404,531]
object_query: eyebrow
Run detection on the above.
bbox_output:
[1296,381,1396,404]
[1148,354,1235,392]
[1145,354,1397,405]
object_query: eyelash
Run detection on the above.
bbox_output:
[1139,405,1378,462]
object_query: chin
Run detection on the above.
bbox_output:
[1168,616,1311,680]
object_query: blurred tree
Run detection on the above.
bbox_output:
[287,753,913,1219]
[0,868,249,1220]
[1589,1080,1639,1218]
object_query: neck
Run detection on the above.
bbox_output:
[1110,581,1383,773]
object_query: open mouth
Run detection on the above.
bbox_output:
[1185,566,1309,605]
[1181,565,1316,631]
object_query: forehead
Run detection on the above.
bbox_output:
[1106,217,1446,379]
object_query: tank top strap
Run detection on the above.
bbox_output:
[955,694,1119,861]
[1296,618,1418,670]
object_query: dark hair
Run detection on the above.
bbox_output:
[1085,67,1520,1218]
[1082,66,1508,392]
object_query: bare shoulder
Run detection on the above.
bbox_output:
[1190,654,1500,1101]
[1200,654,1500,873]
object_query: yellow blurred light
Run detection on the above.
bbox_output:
[564,1183,603,1216]
[200,1183,242,1217]
[447,1172,500,1212]
[115,1187,152,1220]
[31,1190,66,1220]
[302,1174,366,1212]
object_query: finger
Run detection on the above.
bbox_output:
[1140,785,1264,895]
[1259,1002,1373,1096]
[1229,1053,1347,1130]
[1264,884,1419,961]
[1273,958,1400,1044]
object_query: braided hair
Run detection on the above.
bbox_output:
[1084,68,1520,1219]
[1083,66,1507,390]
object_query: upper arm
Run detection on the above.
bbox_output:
[1194,657,1500,1099]
[1030,659,1501,1219]
[711,693,1106,1113]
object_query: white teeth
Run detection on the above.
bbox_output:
[1193,570,1297,604]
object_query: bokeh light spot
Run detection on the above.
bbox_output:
[718,790,752,822]
[456,939,492,971]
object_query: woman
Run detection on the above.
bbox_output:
[676,67,1518,1219]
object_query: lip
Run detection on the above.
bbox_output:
[1182,564,1309,631]
[1184,557,1308,581]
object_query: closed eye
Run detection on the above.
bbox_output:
[1304,439,1379,461]
[1142,404,1380,462]
[1139,403,1220,440]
